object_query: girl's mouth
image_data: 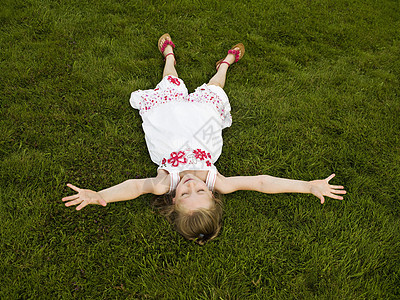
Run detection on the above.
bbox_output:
[184,178,192,184]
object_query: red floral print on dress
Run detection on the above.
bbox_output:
[167,76,181,86]
[193,149,209,161]
[160,148,214,168]
[167,151,187,167]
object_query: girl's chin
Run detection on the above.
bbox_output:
[181,173,197,180]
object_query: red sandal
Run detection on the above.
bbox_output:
[158,33,176,65]
[216,43,245,70]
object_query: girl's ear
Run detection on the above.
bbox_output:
[172,197,176,204]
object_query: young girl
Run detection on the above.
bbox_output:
[62,34,346,245]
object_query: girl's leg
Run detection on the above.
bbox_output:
[207,46,241,89]
[160,37,178,78]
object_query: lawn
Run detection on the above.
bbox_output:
[1,0,399,298]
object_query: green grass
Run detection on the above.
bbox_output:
[1,0,400,298]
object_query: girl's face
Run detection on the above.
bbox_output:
[173,174,213,212]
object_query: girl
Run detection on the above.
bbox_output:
[63,34,346,245]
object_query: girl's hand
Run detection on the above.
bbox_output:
[62,183,107,210]
[309,174,346,204]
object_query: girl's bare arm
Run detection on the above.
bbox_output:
[215,173,346,204]
[62,174,170,210]
[99,177,169,202]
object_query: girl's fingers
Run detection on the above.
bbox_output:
[330,185,344,189]
[329,193,344,200]
[325,174,335,182]
[67,183,81,192]
[332,189,347,194]
[65,199,82,207]
[62,194,79,202]
[76,202,87,211]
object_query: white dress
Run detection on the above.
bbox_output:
[129,75,232,192]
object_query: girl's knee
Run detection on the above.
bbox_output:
[207,82,224,89]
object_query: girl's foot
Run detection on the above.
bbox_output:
[158,33,176,65]
[216,43,245,70]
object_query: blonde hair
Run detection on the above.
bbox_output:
[152,191,223,245]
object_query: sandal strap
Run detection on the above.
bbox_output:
[160,40,175,54]
[216,61,230,70]
[228,49,241,63]
[164,53,176,65]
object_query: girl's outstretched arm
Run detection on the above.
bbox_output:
[215,173,346,204]
[62,174,169,210]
